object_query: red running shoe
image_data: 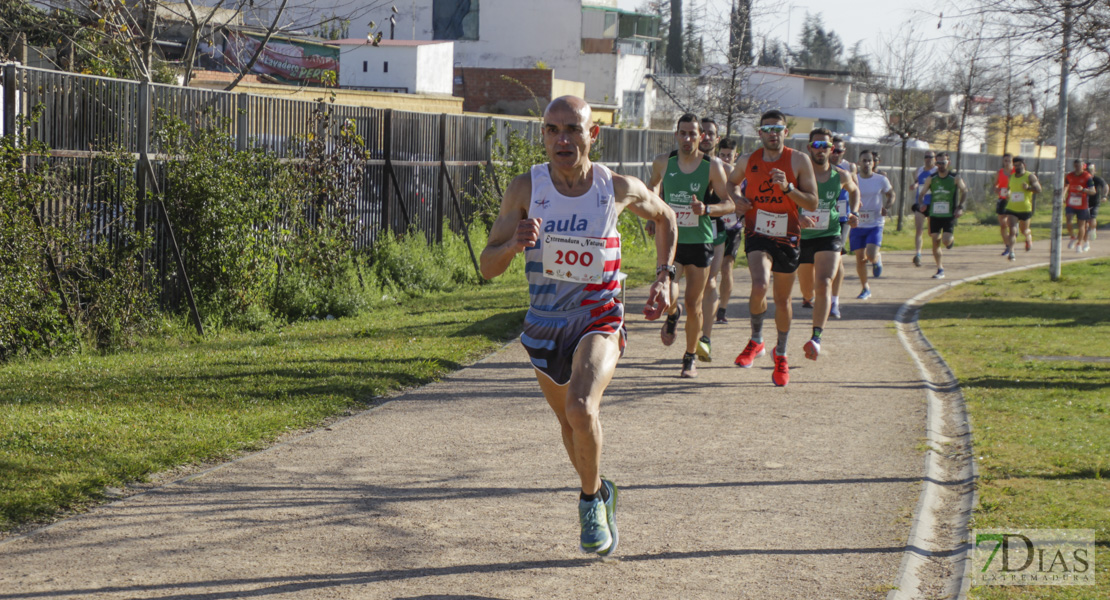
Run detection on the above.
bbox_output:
[772,351,790,386]
[734,340,765,368]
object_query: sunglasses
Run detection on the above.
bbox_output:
[831,148,844,154]
[809,141,832,150]
[759,124,786,133]
[924,155,936,159]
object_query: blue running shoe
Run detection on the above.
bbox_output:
[857,288,871,300]
[597,478,619,556]
[578,496,612,554]
[872,262,883,278]
[829,304,842,319]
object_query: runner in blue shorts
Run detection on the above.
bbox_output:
[850,150,894,300]
[481,96,677,557]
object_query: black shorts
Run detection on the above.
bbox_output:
[995,199,1008,215]
[929,216,955,235]
[1090,204,1100,219]
[799,235,844,264]
[674,242,714,268]
[1004,209,1033,222]
[745,235,800,274]
[723,228,742,259]
[1066,206,1092,221]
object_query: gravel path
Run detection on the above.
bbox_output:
[2,241,1103,600]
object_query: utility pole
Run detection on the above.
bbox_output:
[1050,4,1072,281]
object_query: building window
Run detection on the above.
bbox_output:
[363,61,368,72]
[384,61,389,73]
[1020,139,1036,155]
[433,0,479,41]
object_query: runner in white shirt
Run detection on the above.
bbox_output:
[848,151,894,300]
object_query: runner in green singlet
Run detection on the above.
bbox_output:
[918,152,969,279]
[647,113,733,378]
[798,128,859,361]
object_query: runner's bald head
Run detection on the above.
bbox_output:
[545,96,592,126]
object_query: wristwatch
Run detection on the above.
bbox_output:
[783,182,795,194]
[656,264,676,280]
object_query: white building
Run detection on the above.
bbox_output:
[230,0,661,126]
[332,39,453,95]
[744,68,888,143]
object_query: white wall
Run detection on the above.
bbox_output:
[338,42,452,94]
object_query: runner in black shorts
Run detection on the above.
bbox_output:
[647,113,733,377]
[729,110,819,387]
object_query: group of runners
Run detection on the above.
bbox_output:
[479,95,1105,558]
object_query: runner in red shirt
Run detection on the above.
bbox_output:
[1064,159,1096,251]
[727,109,818,386]
[994,154,1014,255]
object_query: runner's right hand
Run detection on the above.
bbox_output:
[516,218,542,251]
[643,281,669,320]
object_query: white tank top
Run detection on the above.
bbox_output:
[524,163,622,312]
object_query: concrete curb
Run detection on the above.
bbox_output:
[886,255,1102,599]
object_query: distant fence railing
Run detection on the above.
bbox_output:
[3,63,1100,284]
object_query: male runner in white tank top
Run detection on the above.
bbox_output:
[481,96,677,557]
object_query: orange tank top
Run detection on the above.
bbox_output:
[743,147,800,244]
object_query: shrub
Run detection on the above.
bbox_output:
[155,111,290,325]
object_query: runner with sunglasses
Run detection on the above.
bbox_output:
[798,129,859,360]
[728,110,819,386]
[712,138,742,326]
[828,136,858,318]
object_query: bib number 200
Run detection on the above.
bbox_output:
[553,249,594,267]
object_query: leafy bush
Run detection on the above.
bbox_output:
[155,111,290,325]
[0,111,156,359]
[0,115,73,360]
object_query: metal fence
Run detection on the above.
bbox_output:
[3,62,1103,290]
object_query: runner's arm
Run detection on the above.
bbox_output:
[789,152,819,211]
[882,178,896,215]
[727,152,753,214]
[955,177,969,214]
[1026,174,1043,194]
[617,175,676,320]
[479,174,534,280]
[706,158,736,217]
[644,153,669,236]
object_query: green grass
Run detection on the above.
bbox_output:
[919,259,1110,599]
[879,211,1056,252]
[0,239,658,533]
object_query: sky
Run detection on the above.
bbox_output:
[615,0,953,61]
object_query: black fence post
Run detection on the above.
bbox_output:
[382,109,393,234]
[3,63,16,138]
[136,80,150,279]
[436,113,446,244]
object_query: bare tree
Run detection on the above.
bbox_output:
[855,26,938,230]
[971,0,1103,278]
[945,19,996,170]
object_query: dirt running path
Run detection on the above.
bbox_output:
[2,242,1103,600]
